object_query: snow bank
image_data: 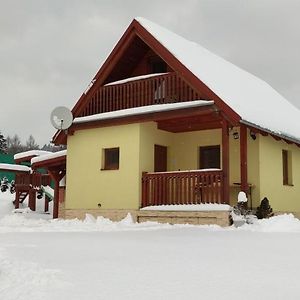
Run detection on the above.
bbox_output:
[0,191,16,219]
[237,214,300,232]
[0,213,204,233]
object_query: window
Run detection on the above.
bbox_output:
[151,61,167,73]
[199,145,220,169]
[282,150,293,185]
[148,56,167,73]
[102,148,119,170]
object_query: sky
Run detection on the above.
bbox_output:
[1,0,300,146]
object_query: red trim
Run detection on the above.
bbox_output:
[221,119,229,204]
[14,155,36,164]
[240,125,248,193]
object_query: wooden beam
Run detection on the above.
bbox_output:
[158,120,221,132]
[222,119,230,204]
[240,125,248,194]
[31,155,66,170]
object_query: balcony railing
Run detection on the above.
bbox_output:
[141,170,224,207]
[80,72,202,117]
[15,173,51,189]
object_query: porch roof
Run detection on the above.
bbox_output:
[0,163,31,173]
[31,150,67,170]
[73,100,214,125]
[14,150,52,164]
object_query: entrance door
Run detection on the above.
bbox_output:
[199,145,220,169]
[154,145,167,172]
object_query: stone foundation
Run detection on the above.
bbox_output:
[137,210,231,226]
[61,208,231,226]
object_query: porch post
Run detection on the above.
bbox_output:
[53,179,59,219]
[222,119,230,204]
[15,190,20,209]
[240,124,248,193]
[28,188,36,211]
[48,170,66,219]
[44,195,49,212]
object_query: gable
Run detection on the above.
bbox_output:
[66,19,237,122]
[53,17,300,146]
[135,17,300,143]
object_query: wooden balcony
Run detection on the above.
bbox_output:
[141,170,224,207]
[15,173,51,190]
[80,72,203,117]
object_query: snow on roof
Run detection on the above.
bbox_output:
[135,17,300,142]
[74,100,214,124]
[31,150,67,165]
[105,72,168,86]
[0,163,31,173]
[14,150,52,160]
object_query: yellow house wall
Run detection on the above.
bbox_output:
[259,135,300,213]
[65,124,141,210]
[65,122,264,211]
[247,130,260,208]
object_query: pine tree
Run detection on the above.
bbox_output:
[0,131,7,154]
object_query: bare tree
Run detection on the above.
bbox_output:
[25,135,39,150]
[6,134,24,154]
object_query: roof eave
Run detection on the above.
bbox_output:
[240,119,300,146]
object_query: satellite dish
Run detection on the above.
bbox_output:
[50,106,73,130]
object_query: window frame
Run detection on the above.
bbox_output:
[282,149,293,186]
[102,147,120,171]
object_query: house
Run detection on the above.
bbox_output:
[50,17,300,225]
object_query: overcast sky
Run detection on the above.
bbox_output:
[1,0,300,146]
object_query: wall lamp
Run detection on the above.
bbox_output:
[250,131,257,140]
[233,131,239,140]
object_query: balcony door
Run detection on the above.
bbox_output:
[154,145,167,172]
[199,145,220,169]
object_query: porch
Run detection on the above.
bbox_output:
[141,169,225,207]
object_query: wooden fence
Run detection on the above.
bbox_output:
[80,72,202,116]
[141,170,224,207]
[15,173,51,189]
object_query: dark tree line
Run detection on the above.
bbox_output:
[0,131,64,155]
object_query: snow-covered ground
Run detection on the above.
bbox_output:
[1,191,300,299]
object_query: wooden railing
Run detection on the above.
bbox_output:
[15,173,51,189]
[80,72,202,117]
[141,170,224,207]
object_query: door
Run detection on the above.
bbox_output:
[154,145,167,172]
[199,145,220,169]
